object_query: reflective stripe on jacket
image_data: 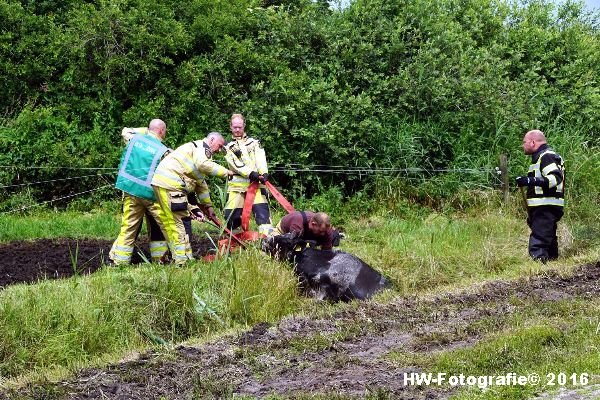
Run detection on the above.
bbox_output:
[152,140,229,205]
[526,144,565,207]
[225,137,268,192]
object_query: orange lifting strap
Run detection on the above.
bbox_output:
[240,178,296,232]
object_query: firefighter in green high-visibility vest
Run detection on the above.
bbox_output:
[109,119,170,265]
[224,113,273,236]
[515,130,565,262]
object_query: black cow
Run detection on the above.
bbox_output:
[262,232,389,302]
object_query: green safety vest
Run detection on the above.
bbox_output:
[115,133,169,201]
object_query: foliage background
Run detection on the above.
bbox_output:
[0,0,598,208]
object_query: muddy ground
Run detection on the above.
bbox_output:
[3,262,600,399]
[0,237,215,288]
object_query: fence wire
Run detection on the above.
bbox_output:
[0,184,114,215]
[0,163,503,213]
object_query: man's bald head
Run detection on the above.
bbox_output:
[230,113,246,138]
[523,129,547,155]
[312,212,331,227]
[525,130,546,142]
[148,119,167,140]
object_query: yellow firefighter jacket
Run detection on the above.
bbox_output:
[224,136,268,192]
[151,139,229,206]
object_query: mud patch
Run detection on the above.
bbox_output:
[3,262,600,399]
[0,236,215,288]
[533,383,600,400]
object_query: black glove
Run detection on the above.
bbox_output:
[187,193,199,206]
[249,171,260,182]
[516,176,543,187]
[331,229,345,247]
[259,173,269,184]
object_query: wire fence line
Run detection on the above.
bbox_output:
[0,184,114,215]
[0,166,503,190]
[0,165,118,171]
[0,162,504,214]
[270,167,498,174]
[0,173,116,189]
[0,163,498,174]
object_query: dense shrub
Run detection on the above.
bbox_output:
[0,0,598,208]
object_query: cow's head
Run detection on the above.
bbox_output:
[261,231,304,262]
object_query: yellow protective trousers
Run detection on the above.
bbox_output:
[109,194,168,264]
[153,186,192,265]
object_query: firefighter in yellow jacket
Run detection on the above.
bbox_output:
[109,119,170,265]
[151,132,234,265]
[224,114,273,236]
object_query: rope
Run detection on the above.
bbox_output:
[0,172,116,189]
[0,184,114,214]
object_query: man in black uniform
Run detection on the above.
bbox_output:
[515,130,565,262]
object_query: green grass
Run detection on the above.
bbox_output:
[1,191,600,391]
[341,205,598,295]
[0,248,300,381]
[388,299,600,399]
[0,210,119,242]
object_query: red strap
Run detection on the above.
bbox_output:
[265,181,295,214]
[208,215,247,248]
[241,181,259,231]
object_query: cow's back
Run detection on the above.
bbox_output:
[295,248,387,302]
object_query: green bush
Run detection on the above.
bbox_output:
[0,0,598,205]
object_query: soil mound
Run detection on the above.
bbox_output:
[0,236,215,288]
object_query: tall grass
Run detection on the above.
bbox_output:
[0,249,299,380]
[338,197,599,294]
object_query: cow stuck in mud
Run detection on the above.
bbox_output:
[262,232,389,302]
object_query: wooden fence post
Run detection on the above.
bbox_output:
[499,154,509,204]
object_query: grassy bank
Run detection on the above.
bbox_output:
[1,192,599,390]
[0,249,300,382]
[387,299,600,399]
[0,208,119,242]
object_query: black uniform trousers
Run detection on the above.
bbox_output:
[224,188,271,230]
[527,205,563,261]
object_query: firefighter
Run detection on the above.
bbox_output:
[515,130,565,262]
[109,119,170,265]
[224,113,273,236]
[271,211,343,250]
[151,132,234,265]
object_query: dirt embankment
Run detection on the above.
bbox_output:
[3,262,600,399]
